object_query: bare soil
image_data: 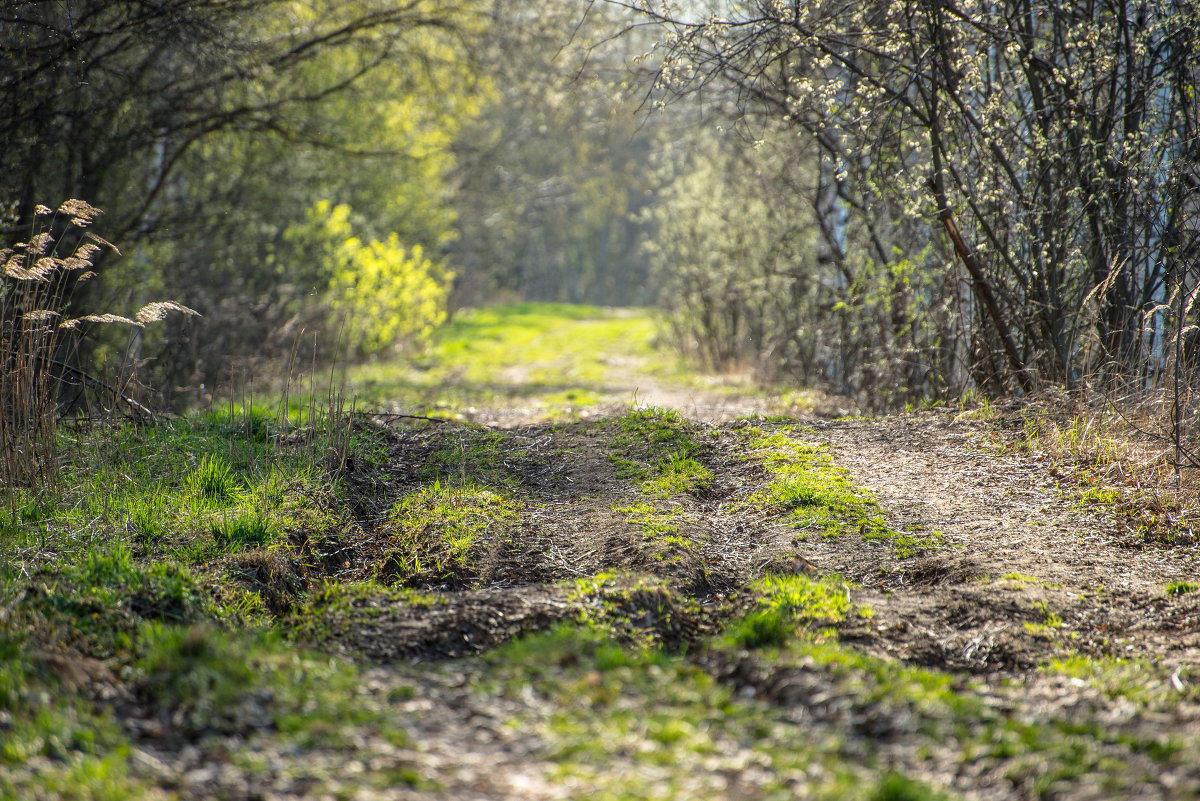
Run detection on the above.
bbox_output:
[109,387,1200,800]
[206,397,1194,801]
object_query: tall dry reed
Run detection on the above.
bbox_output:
[1,200,195,493]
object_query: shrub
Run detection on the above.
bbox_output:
[290,200,451,359]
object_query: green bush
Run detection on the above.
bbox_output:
[293,200,452,358]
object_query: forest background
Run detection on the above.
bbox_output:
[3,0,1198,418]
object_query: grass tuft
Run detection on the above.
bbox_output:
[187,454,239,505]
[212,507,277,551]
[723,574,857,649]
[869,772,951,801]
[382,481,520,582]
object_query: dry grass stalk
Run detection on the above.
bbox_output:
[1,201,196,495]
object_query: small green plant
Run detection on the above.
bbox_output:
[615,502,681,533]
[869,772,950,801]
[755,573,853,621]
[187,455,238,505]
[212,508,276,551]
[609,408,713,499]
[724,607,792,649]
[1166,581,1198,596]
[1024,600,1064,635]
[641,452,713,497]
[127,494,167,543]
[722,574,857,649]
[569,571,618,601]
[881,529,947,559]
[384,481,520,580]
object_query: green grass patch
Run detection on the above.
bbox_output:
[186,454,240,505]
[641,452,713,497]
[613,501,687,544]
[1166,580,1198,596]
[15,540,212,658]
[211,506,279,551]
[616,407,700,453]
[567,570,619,601]
[739,423,944,558]
[0,644,136,800]
[561,574,707,649]
[3,410,345,576]
[608,407,713,499]
[382,481,521,581]
[343,303,689,416]
[742,426,879,527]
[419,425,512,485]
[486,624,979,799]
[723,574,857,649]
[288,580,441,647]
[135,623,385,743]
[741,427,871,535]
[756,573,854,621]
[1043,653,1197,705]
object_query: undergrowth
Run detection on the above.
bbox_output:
[983,403,1198,546]
[0,399,367,799]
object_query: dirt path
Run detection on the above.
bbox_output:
[819,413,1196,591]
[269,397,1199,801]
[110,380,1200,800]
[810,415,1200,674]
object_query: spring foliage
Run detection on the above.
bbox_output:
[628,0,1200,401]
[293,201,451,358]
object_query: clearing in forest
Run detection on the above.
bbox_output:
[3,303,1199,801]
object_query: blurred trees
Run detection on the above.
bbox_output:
[12,0,1193,413]
[1,0,482,400]
[447,2,664,307]
[622,0,1200,404]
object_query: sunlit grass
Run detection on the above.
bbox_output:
[338,302,800,419]
[608,407,713,502]
[1042,653,1198,706]
[722,573,857,649]
[737,422,947,558]
[380,480,521,580]
[484,624,964,800]
[342,303,682,415]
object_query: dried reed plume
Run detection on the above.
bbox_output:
[1,201,196,494]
